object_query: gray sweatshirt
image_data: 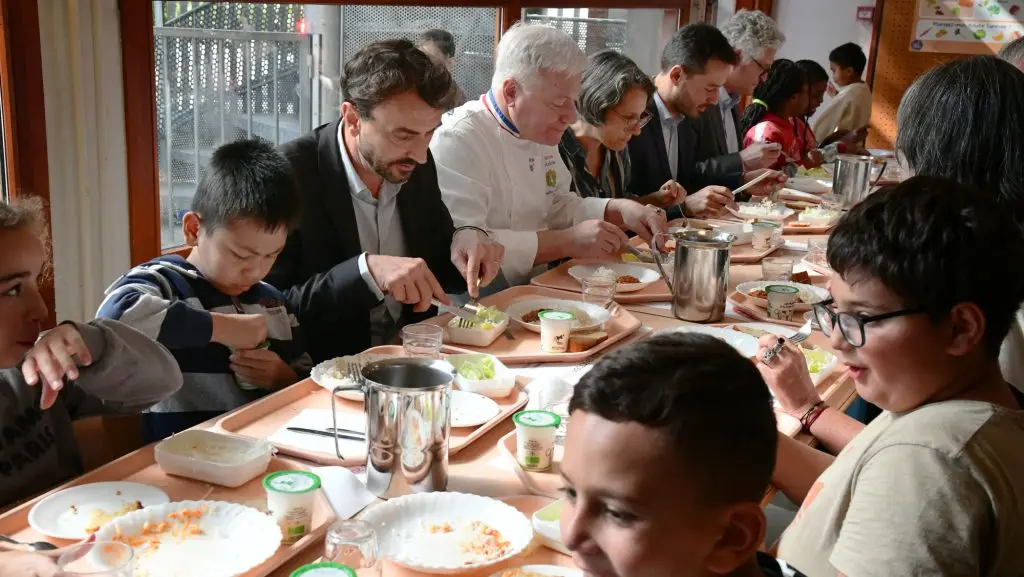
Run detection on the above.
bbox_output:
[0,319,182,508]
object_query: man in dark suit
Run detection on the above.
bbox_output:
[629,24,785,220]
[266,40,504,363]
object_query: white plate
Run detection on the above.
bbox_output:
[658,325,759,358]
[361,492,533,574]
[566,263,660,292]
[489,566,584,577]
[311,352,404,401]
[505,298,612,334]
[730,323,837,385]
[735,280,829,312]
[450,390,501,428]
[92,500,282,577]
[28,482,170,540]
[786,177,832,194]
[726,203,795,222]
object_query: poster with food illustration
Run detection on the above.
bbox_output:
[912,0,1024,53]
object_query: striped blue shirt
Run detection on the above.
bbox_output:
[95,255,312,413]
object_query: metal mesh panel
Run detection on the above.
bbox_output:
[339,6,497,102]
[524,9,629,55]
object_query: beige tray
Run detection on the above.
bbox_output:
[529,258,671,303]
[728,291,805,327]
[783,218,838,235]
[801,255,834,276]
[426,286,642,364]
[214,346,528,466]
[629,231,783,264]
[0,448,334,575]
[498,429,564,499]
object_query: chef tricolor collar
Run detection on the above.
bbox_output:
[484,89,520,138]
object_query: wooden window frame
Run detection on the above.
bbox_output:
[121,0,690,264]
[0,0,56,328]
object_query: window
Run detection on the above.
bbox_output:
[522,8,680,75]
[151,2,497,250]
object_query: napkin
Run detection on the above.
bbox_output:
[310,466,377,520]
[267,408,367,459]
[784,240,808,252]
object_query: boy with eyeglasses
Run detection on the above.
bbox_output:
[755,176,1024,576]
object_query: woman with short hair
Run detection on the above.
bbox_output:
[559,50,685,208]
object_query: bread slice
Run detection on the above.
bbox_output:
[568,331,609,353]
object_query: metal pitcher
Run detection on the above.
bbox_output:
[652,228,736,323]
[331,357,455,499]
[832,154,886,209]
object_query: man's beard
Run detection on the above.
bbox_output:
[358,142,416,184]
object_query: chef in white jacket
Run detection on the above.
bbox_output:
[430,23,668,286]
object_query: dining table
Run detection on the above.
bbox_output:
[0,231,854,577]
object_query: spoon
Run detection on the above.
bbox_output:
[0,534,59,552]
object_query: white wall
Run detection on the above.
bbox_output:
[775,0,875,74]
[717,0,736,25]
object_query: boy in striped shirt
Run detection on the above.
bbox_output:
[97,139,312,442]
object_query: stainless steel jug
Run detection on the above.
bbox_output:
[832,154,886,208]
[331,358,455,499]
[653,228,736,323]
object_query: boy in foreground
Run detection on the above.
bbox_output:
[560,333,806,577]
[97,139,312,442]
[811,42,871,142]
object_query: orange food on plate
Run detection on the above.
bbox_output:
[616,274,641,284]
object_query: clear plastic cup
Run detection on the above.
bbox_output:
[324,519,380,577]
[580,275,617,309]
[761,257,795,281]
[401,323,444,358]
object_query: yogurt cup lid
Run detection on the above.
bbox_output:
[289,563,357,577]
[514,410,561,428]
[765,284,800,294]
[262,470,322,494]
[538,310,575,322]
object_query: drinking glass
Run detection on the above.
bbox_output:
[818,194,843,214]
[537,378,574,445]
[57,542,133,577]
[761,257,795,281]
[324,519,381,577]
[401,323,444,359]
[807,238,828,267]
[580,275,617,309]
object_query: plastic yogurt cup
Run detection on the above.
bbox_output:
[751,221,778,251]
[538,310,576,353]
[233,340,271,391]
[513,410,561,472]
[289,563,357,577]
[263,470,321,544]
[766,285,800,322]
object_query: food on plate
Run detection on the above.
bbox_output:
[798,207,840,222]
[112,504,207,550]
[797,167,829,178]
[730,326,834,376]
[457,356,496,380]
[617,274,641,284]
[521,308,591,327]
[406,521,513,566]
[447,306,506,330]
[568,330,609,353]
[738,198,785,218]
[936,28,948,37]
[84,500,144,534]
[499,571,548,577]
[592,266,618,281]
[620,247,654,263]
[791,271,812,284]
[521,309,544,324]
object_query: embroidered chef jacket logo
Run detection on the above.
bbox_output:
[545,169,557,189]
[529,158,535,172]
[543,155,558,168]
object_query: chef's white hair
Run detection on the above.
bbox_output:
[491,22,587,92]
[719,9,786,64]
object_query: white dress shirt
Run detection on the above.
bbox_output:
[653,92,683,180]
[430,93,609,286]
[337,124,408,341]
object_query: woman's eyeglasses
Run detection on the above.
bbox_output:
[753,58,771,82]
[609,108,653,130]
[812,297,930,347]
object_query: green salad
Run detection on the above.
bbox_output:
[800,346,833,374]
[449,305,506,330]
[797,167,830,178]
[457,356,497,380]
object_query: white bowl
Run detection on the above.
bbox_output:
[712,223,752,245]
[567,262,660,292]
[311,352,404,401]
[155,430,273,488]
[735,280,829,312]
[28,482,170,540]
[657,325,759,358]
[726,203,795,221]
[445,313,510,348]
[449,353,517,399]
[361,492,534,574]
[531,499,569,555]
[786,176,832,194]
[505,298,612,334]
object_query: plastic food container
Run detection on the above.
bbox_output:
[531,499,569,555]
[290,563,357,577]
[155,429,274,488]
[264,470,321,544]
[446,313,510,347]
[538,310,575,353]
[448,353,517,399]
[513,410,560,471]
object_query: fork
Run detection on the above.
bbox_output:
[463,302,516,341]
[346,360,365,385]
[760,320,812,365]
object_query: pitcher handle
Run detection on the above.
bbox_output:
[331,384,364,460]
[651,232,675,294]
[870,160,888,188]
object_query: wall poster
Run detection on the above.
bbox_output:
[911,0,1024,54]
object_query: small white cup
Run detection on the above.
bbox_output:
[514,410,561,471]
[766,285,800,322]
[751,222,778,251]
[538,310,575,353]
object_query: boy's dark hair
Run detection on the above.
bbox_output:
[577,50,656,126]
[660,23,739,74]
[191,138,300,232]
[739,59,807,136]
[797,59,829,84]
[828,42,867,77]
[341,39,455,117]
[828,176,1024,355]
[570,333,777,505]
[896,56,1024,230]
[419,28,456,59]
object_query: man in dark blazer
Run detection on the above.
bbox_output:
[629,24,785,219]
[266,40,504,363]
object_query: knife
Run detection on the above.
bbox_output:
[287,427,366,442]
[431,299,477,321]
